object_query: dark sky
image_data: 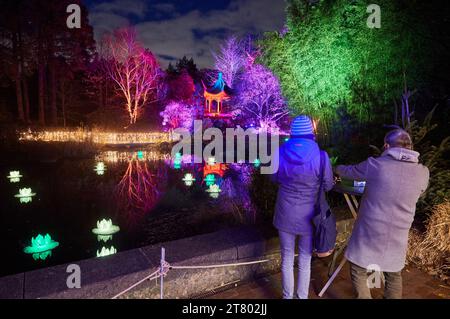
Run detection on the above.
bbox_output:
[84,0,286,68]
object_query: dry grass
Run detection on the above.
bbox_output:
[407,201,450,282]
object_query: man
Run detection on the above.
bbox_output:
[335,129,429,299]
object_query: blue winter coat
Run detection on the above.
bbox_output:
[272,138,334,235]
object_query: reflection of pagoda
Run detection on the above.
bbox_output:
[202,72,233,118]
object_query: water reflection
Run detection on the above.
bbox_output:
[115,157,167,219]
[97,246,117,258]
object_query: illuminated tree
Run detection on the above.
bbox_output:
[261,0,434,123]
[234,63,288,133]
[160,101,196,132]
[212,36,246,88]
[101,28,160,124]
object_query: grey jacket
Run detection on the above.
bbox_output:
[336,147,429,272]
[272,138,334,235]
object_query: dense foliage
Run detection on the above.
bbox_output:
[261,0,448,123]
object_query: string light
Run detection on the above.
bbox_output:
[18,129,174,145]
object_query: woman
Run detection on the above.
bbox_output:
[272,115,334,299]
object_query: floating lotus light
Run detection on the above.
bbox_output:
[24,234,59,260]
[97,246,117,258]
[137,150,144,160]
[92,219,120,236]
[206,184,221,199]
[94,162,107,175]
[173,152,182,169]
[7,171,22,183]
[14,187,36,204]
[284,137,290,142]
[182,173,196,186]
[204,174,216,186]
[253,159,261,168]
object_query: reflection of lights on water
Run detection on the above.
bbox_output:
[206,184,221,199]
[94,162,107,175]
[24,234,59,260]
[173,152,182,169]
[7,171,22,183]
[204,174,216,186]
[95,150,169,163]
[14,187,36,204]
[207,157,216,166]
[182,173,196,186]
[92,219,120,236]
[97,246,117,258]
[253,159,261,168]
[97,235,113,242]
[32,250,53,261]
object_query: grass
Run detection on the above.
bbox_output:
[407,201,450,283]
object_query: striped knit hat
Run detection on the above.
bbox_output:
[291,115,314,136]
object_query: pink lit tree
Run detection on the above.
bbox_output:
[101,28,160,124]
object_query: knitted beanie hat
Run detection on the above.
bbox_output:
[291,115,314,136]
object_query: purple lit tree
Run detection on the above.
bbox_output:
[212,36,246,88]
[234,63,288,133]
[101,28,160,124]
[160,101,196,132]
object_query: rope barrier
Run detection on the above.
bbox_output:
[111,269,160,299]
[111,247,275,299]
[170,259,271,270]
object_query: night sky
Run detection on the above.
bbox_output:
[84,0,286,68]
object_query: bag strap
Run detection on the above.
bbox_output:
[315,150,325,211]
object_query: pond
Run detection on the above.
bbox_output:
[0,146,260,277]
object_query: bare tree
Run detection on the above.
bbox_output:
[101,28,160,124]
[212,36,246,88]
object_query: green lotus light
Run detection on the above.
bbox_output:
[204,174,216,186]
[24,234,59,259]
[92,219,120,236]
[97,246,117,258]
[284,137,290,142]
[182,173,196,186]
[7,170,22,183]
[94,162,107,175]
[14,188,36,204]
[137,151,144,160]
[173,152,182,169]
[253,159,261,168]
[206,184,221,199]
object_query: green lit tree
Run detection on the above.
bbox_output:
[261,0,440,124]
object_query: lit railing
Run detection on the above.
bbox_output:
[18,129,177,145]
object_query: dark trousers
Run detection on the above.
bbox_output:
[350,262,403,299]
